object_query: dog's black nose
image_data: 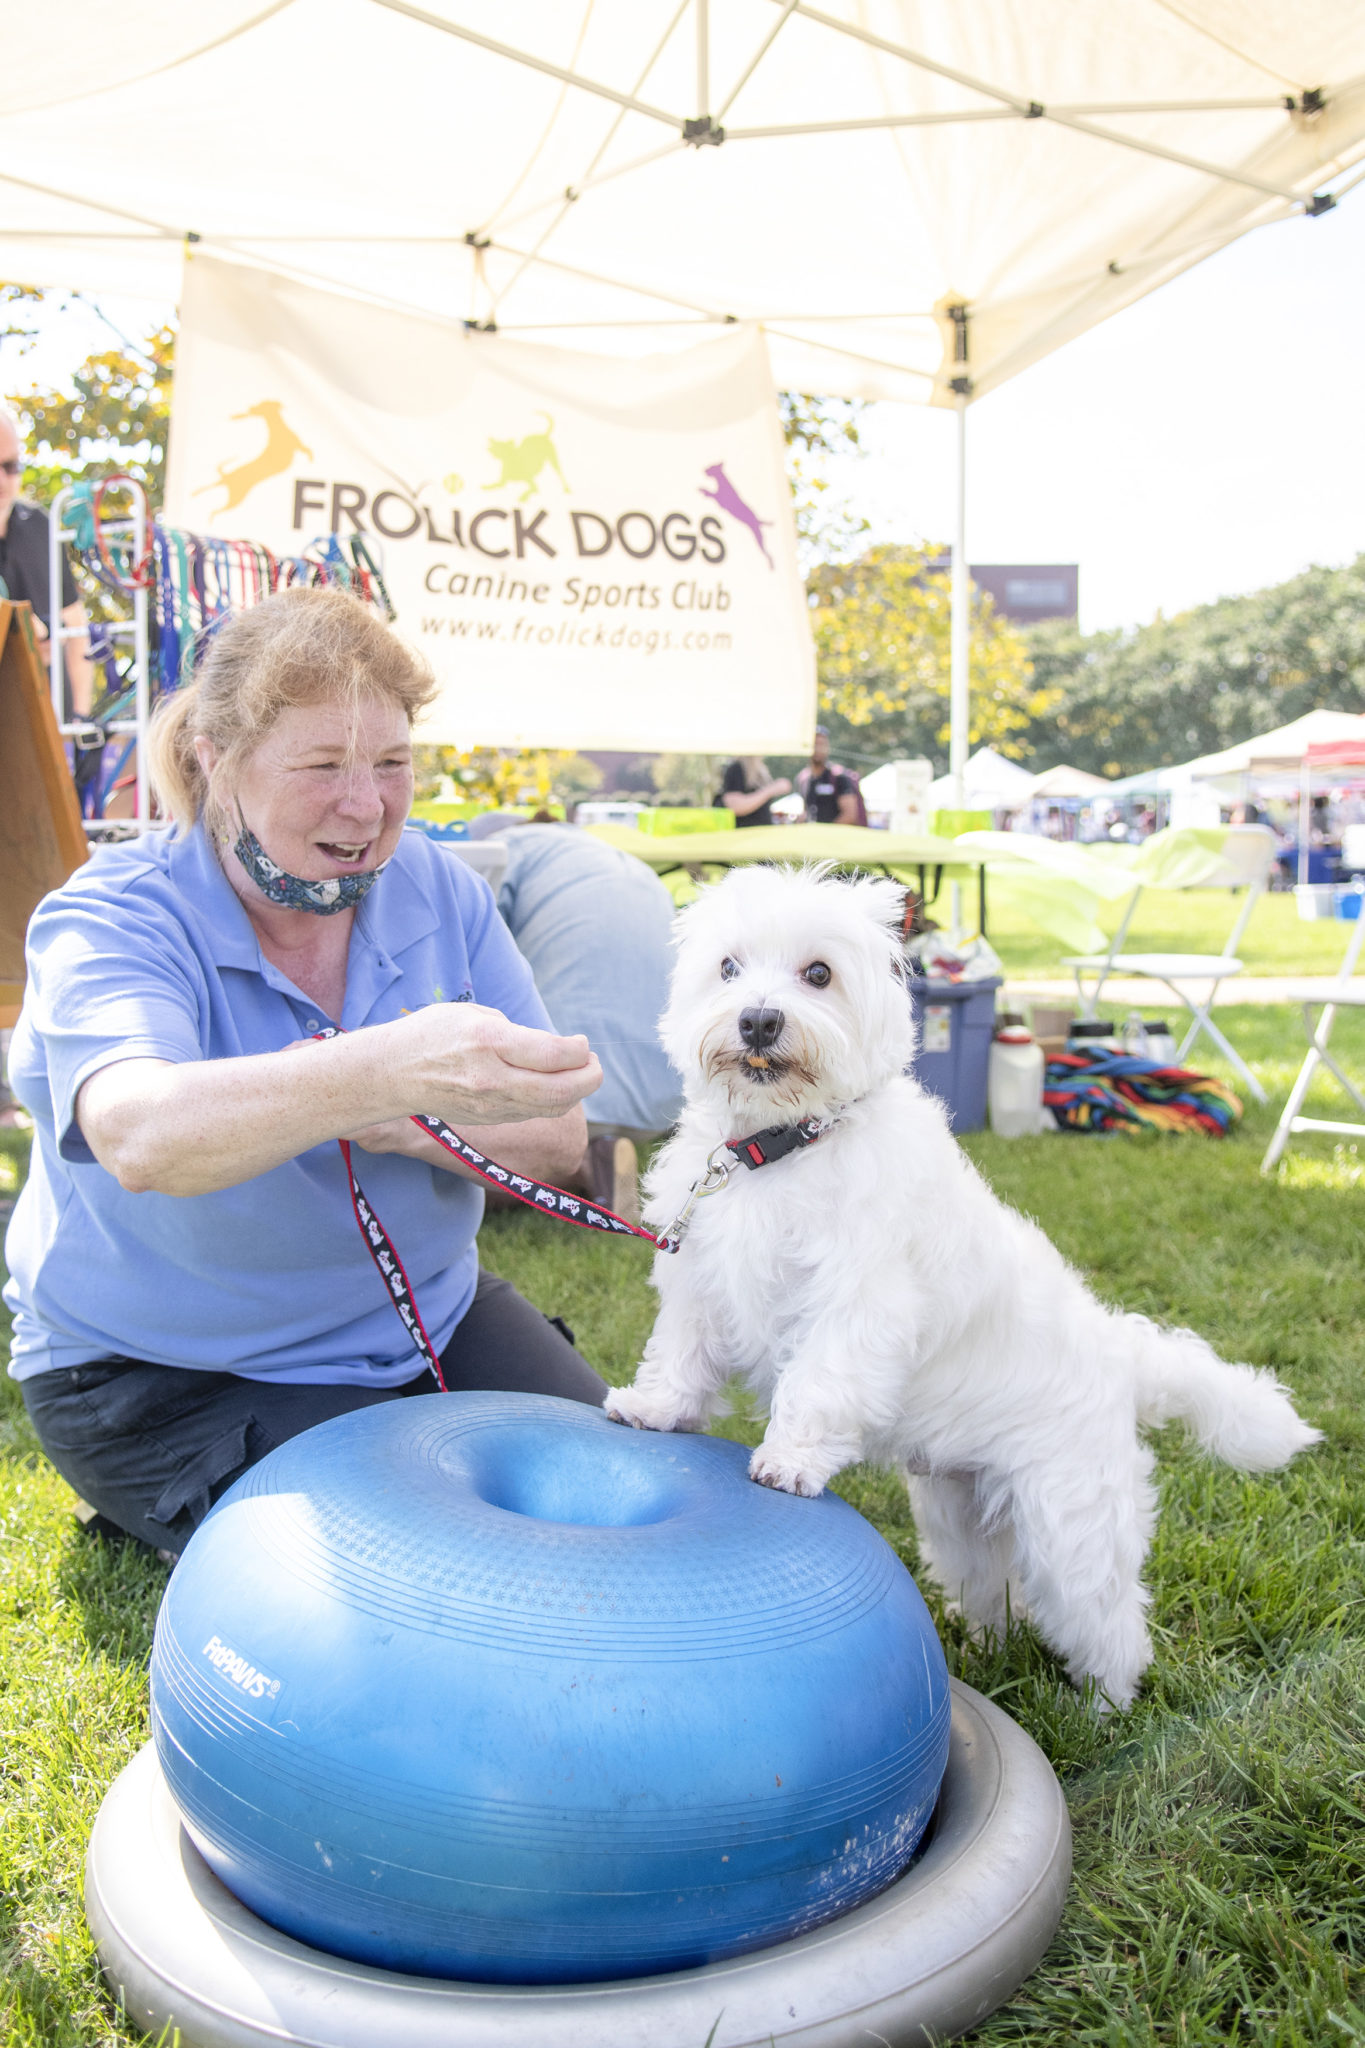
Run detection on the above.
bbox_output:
[738,1005,785,1051]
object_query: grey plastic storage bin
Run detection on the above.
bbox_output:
[908,976,1002,1132]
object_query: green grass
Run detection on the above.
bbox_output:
[986,885,1359,980]
[3,1013,1365,2045]
[666,867,1360,978]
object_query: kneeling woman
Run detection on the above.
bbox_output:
[5,588,605,1551]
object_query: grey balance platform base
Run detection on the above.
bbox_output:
[86,1680,1070,2048]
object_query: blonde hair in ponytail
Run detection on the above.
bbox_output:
[147,586,436,834]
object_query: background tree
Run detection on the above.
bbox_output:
[412,746,602,812]
[807,543,1056,770]
[778,393,868,562]
[651,753,724,808]
[4,292,173,649]
[1013,556,1365,776]
[5,300,172,510]
[1,283,45,354]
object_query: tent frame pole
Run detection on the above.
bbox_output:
[950,393,969,811]
[695,0,709,120]
[948,392,969,938]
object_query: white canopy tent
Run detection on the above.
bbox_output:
[1112,708,1365,838]
[1116,707,1365,788]
[924,745,1034,814]
[1027,763,1113,800]
[6,2,1365,769]
[1181,707,1365,785]
[1182,709,1365,879]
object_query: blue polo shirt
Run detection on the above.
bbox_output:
[3,825,552,1384]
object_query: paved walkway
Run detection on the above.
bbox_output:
[1002,975,1363,1008]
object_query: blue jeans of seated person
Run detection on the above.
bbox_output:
[21,1271,606,1552]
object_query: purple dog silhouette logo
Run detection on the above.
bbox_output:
[700,462,774,568]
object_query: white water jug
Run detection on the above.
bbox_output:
[989,1026,1046,1137]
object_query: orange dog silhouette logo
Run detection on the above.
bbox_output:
[196,401,314,516]
[483,413,570,504]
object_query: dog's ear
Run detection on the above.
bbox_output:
[846,872,910,937]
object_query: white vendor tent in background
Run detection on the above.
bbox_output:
[1108,758,1225,830]
[925,746,1034,816]
[1112,709,1365,831]
[1180,708,1365,789]
[1027,764,1112,800]
[5,3,1365,757]
[1173,709,1365,877]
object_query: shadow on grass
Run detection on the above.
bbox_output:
[54,1527,164,1673]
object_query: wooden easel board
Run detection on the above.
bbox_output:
[0,601,88,1025]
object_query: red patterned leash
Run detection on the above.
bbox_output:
[312,1029,838,1384]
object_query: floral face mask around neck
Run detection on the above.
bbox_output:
[231,814,390,915]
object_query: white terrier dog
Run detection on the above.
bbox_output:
[606,865,1320,1709]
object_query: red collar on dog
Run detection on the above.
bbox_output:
[725,1115,835,1170]
[654,1112,843,1254]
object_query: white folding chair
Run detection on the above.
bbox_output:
[1062,826,1278,1104]
[1260,905,1365,1173]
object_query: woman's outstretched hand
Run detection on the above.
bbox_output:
[338,1008,599,1182]
[78,1008,601,1198]
[379,1002,601,1127]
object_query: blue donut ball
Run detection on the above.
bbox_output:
[151,1393,950,1984]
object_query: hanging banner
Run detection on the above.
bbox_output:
[165,255,814,753]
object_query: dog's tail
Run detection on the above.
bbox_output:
[1127,1316,1321,1470]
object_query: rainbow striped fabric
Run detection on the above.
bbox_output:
[1044,1050,1243,1136]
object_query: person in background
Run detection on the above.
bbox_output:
[796,727,860,824]
[0,407,94,716]
[482,821,685,1218]
[718,756,791,828]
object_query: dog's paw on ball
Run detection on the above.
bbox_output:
[749,1447,826,1498]
[603,1389,703,1434]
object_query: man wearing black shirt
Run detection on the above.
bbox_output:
[796,727,859,824]
[0,408,94,715]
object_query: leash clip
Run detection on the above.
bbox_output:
[656,1143,737,1255]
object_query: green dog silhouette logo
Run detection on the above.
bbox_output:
[483,412,570,503]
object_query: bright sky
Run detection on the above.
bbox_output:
[6,187,1365,638]
[826,190,1365,634]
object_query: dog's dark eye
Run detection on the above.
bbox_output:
[803,961,832,988]
[720,957,740,981]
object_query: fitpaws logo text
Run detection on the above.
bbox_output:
[203,1634,281,1703]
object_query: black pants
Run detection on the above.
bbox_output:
[20,1271,606,1551]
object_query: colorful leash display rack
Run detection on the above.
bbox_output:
[138,522,395,696]
[1044,1049,1243,1136]
[52,473,395,830]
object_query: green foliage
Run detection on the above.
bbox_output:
[6,319,173,514]
[1019,557,1365,778]
[410,745,602,810]
[0,284,45,354]
[778,392,869,559]
[650,752,724,807]
[809,542,1057,767]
